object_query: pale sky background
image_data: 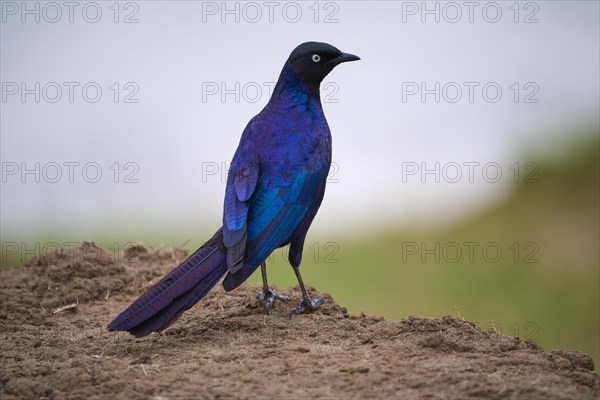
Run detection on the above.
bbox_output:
[1,1,599,242]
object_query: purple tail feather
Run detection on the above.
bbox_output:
[108,229,227,337]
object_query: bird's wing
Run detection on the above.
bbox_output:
[247,165,321,250]
[222,151,259,272]
[221,163,326,291]
[222,117,265,272]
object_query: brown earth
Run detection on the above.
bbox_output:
[1,243,598,400]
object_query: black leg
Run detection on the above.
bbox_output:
[289,264,324,318]
[256,261,289,314]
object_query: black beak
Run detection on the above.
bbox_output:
[328,51,361,67]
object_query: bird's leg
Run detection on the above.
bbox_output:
[256,261,289,314]
[289,264,324,318]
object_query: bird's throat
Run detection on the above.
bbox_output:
[271,64,323,110]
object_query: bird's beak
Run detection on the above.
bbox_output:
[328,51,361,67]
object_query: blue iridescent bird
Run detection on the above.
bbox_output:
[108,42,359,337]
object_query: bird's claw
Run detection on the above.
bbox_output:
[256,289,289,314]
[289,294,324,319]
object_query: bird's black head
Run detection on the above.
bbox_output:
[287,42,360,87]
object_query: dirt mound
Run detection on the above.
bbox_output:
[1,244,598,399]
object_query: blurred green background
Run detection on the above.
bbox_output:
[3,129,598,370]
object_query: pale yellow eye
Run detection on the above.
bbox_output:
[311,54,321,63]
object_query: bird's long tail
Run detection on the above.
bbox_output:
[108,229,228,337]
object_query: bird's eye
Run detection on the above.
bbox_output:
[311,54,321,63]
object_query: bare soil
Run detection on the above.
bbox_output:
[1,243,598,399]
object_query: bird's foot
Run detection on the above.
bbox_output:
[289,294,325,319]
[256,289,289,314]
